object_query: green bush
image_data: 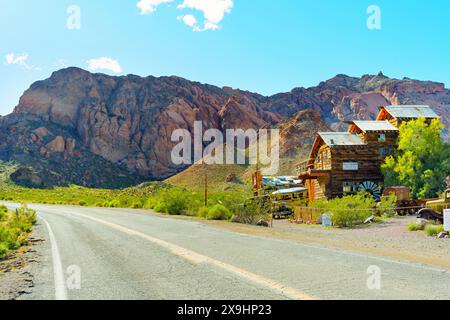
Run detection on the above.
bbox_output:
[231,197,271,225]
[425,224,444,237]
[408,222,424,232]
[378,193,398,216]
[314,192,375,228]
[206,205,231,220]
[150,188,193,215]
[198,207,209,219]
[0,205,36,257]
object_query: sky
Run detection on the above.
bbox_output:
[0,0,449,115]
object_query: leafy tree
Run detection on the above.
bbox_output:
[382,118,450,198]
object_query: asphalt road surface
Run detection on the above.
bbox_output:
[3,203,450,300]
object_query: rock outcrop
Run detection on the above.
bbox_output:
[0,67,448,187]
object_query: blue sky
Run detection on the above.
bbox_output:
[1,0,449,115]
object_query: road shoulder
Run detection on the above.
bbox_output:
[0,221,46,300]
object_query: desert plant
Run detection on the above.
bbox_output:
[231,197,271,225]
[408,222,425,232]
[314,192,375,228]
[377,193,398,216]
[149,188,193,215]
[206,205,231,220]
[198,207,209,219]
[0,205,36,257]
[425,224,444,237]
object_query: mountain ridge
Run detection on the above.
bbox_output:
[0,67,448,188]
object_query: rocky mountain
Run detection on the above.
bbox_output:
[0,68,448,188]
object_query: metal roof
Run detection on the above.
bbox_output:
[384,105,438,119]
[318,132,366,146]
[272,187,307,195]
[351,121,398,132]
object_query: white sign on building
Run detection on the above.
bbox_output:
[444,209,450,232]
[343,162,359,171]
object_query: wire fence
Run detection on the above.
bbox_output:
[293,205,428,223]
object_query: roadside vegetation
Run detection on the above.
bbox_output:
[0,182,269,225]
[0,182,169,208]
[312,192,398,228]
[147,185,269,224]
[0,205,37,258]
[382,118,450,199]
[408,220,446,237]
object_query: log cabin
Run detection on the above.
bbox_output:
[298,105,439,204]
[376,105,438,127]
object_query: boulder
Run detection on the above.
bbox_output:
[416,218,428,228]
[437,232,448,239]
[364,215,376,224]
[256,219,270,227]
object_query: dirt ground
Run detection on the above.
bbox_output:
[201,216,450,269]
[0,223,44,300]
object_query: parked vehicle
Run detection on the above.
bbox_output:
[382,186,423,215]
[417,188,450,223]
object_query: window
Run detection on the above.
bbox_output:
[378,134,386,142]
[343,162,359,171]
[343,182,359,193]
[379,147,395,157]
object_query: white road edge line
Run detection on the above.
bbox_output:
[40,216,68,300]
[70,212,317,300]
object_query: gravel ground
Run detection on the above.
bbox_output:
[203,216,450,269]
[0,222,45,300]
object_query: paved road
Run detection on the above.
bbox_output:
[3,203,450,300]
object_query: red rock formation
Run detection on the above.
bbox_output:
[0,67,448,187]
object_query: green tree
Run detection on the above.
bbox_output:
[382,118,450,198]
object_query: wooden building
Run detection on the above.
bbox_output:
[376,105,438,127]
[298,105,439,203]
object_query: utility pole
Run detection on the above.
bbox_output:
[205,174,208,207]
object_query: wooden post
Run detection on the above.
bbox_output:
[205,174,208,207]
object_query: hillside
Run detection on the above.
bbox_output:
[0,68,448,188]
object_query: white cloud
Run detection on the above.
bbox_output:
[177,0,233,31]
[5,53,41,70]
[137,0,174,14]
[6,53,28,65]
[178,14,197,28]
[136,0,233,31]
[86,57,122,74]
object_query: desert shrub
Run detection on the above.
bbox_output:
[208,191,248,215]
[131,201,144,209]
[198,207,209,219]
[408,222,424,232]
[0,242,8,256]
[0,205,36,257]
[231,197,271,225]
[206,205,231,221]
[425,224,444,237]
[377,193,398,216]
[107,200,121,208]
[149,188,193,215]
[314,192,375,228]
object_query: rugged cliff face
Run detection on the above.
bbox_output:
[0,68,448,187]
